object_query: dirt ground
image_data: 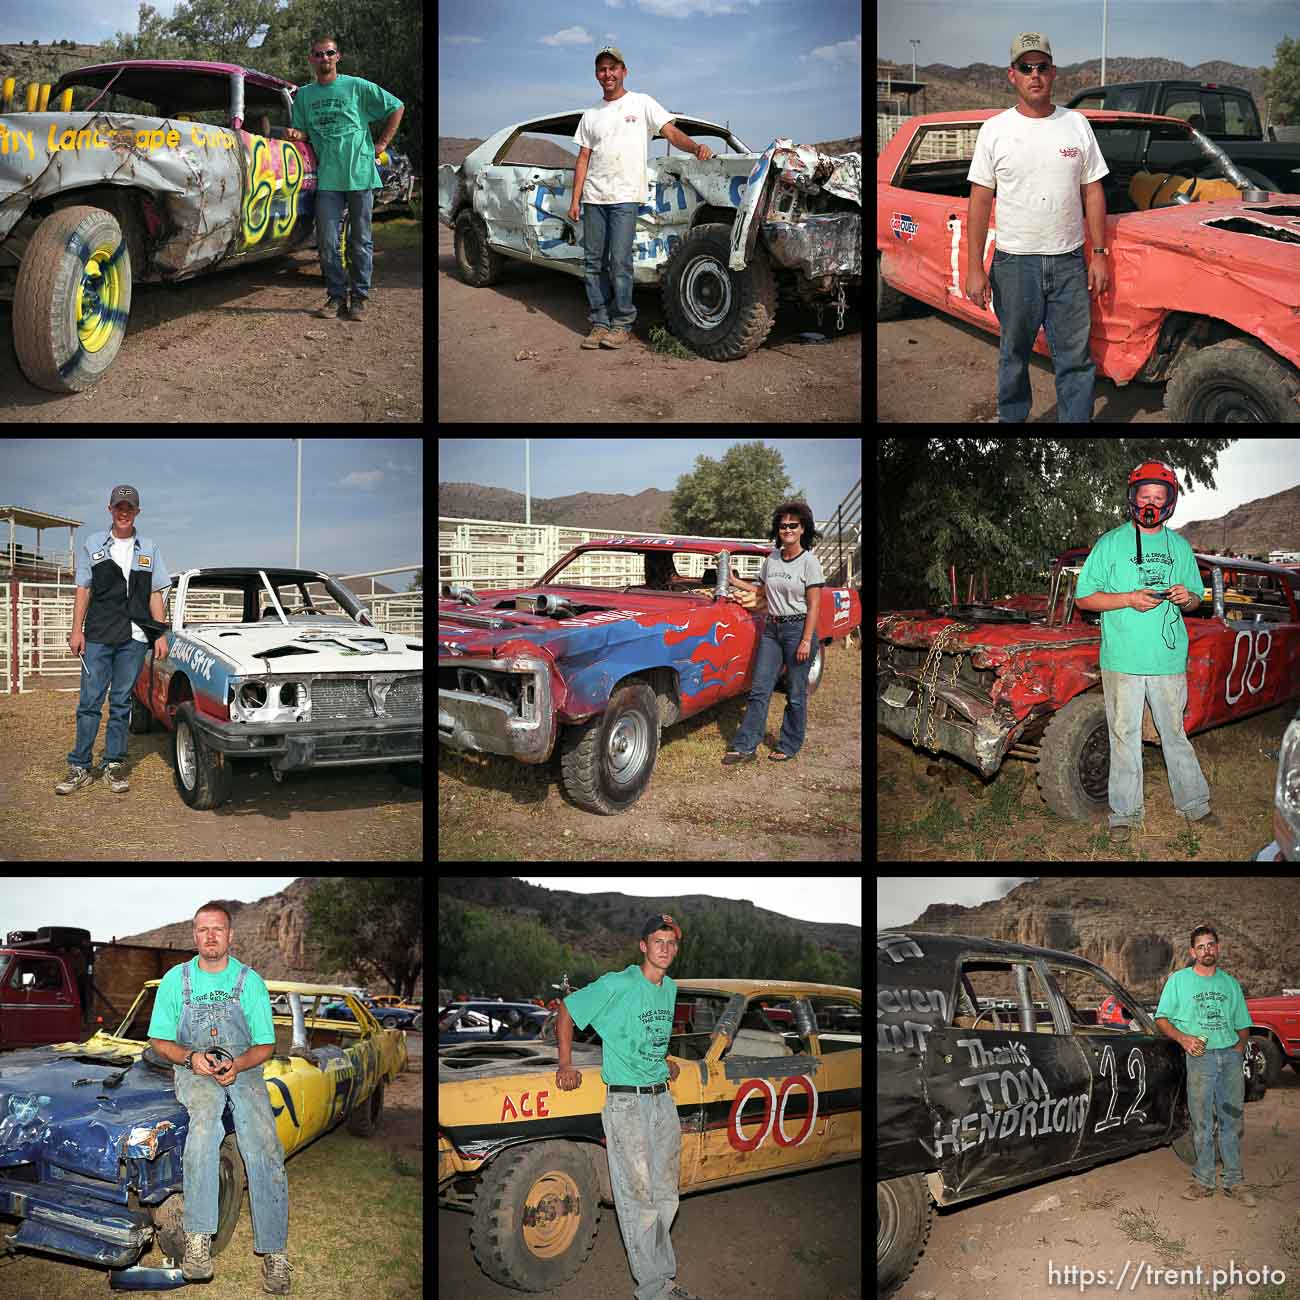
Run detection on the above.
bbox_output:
[877,700,1291,862]
[895,1070,1300,1299]
[438,638,862,861]
[0,684,423,861]
[0,214,423,422]
[440,1159,861,1299]
[878,305,1174,423]
[438,223,862,423]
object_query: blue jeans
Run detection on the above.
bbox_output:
[1102,671,1210,826]
[68,638,150,767]
[1185,1047,1245,1190]
[730,616,813,757]
[582,201,639,330]
[990,247,1095,422]
[314,189,375,300]
[601,1087,681,1300]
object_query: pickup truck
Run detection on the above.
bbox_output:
[878,109,1300,420]
[1065,79,1300,197]
[439,536,862,813]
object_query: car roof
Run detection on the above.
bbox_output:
[53,59,299,112]
[894,108,1190,129]
[170,567,332,585]
[879,930,1109,970]
[674,978,860,997]
[142,976,358,996]
[564,538,775,558]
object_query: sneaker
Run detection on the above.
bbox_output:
[721,750,756,765]
[582,326,610,349]
[182,1232,213,1281]
[1108,824,1132,845]
[102,761,129,793]
[600,328,632,349]
[1181,1182,1215,1200]
[344,294,367,320]
[1223,1185,1257,1206]
[312,295,347,318]
[54,764,96,794]
[262,1251,294,1294]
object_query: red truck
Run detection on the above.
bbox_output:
[1245,992,1300,1085]
[439,537,862,812]
[0,927,192,1050]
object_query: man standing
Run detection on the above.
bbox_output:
[147,904,292,1292]
[1076,461,1212,843]
[57,485,170,796]
[1154,926,1255,1205]
[568,47,713,352]
[287,35,404,321]
[555,914,701,1300]
[965,32,1110,421]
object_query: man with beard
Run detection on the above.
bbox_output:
[1154,926,1255,1204]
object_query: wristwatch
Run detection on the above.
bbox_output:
[184,1051,197,1071]
[1092,246,1110,255]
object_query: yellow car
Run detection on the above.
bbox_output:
[0,979,407,1285]
[439,978,861,1292]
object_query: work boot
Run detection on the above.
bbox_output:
[600,328,631,349]
[55,764,96,794]
[344,293,367,320]
[1108,824,1132,845]
[582,326,610,348]
[262,1251,294,1294]
[182,1232,213,1281]
[312,295,347,318]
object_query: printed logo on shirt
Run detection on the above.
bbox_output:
[91,548,108,562]
[1060,147,1081,158]
[139,555,152,568]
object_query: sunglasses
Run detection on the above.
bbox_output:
[311,50,338,59]
[1015,61,1051,75]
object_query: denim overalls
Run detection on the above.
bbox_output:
[172,962,288,1252]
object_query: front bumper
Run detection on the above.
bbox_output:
[189,713,422,772]
[437,655,556,763]
[0,1176,153,1268]
[877,676,1019,777]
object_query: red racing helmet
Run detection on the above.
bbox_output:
[1127,460,1180,528]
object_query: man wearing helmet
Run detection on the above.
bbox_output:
[1075,462,1213,844]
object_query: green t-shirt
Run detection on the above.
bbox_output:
[1154,965,1251,1049]
[1076,521,1202,674]
[145,955,276,1046]
[291,74,403,191]
[564,963,676,1086]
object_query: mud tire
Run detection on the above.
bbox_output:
[14,205,132,393]
[1035,692,1111,822]
[454,209,505,286]
[152,1134,246,1262]
[661,223,776,359]
[877,1173,932,1298]
[1164,337,1300,422]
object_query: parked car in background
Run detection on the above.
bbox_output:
[439,537,862,813]
[0,59,414,392]
[878,109,1300,420]
[877,551,1300,820]
[439,110,861,360]
[0,979,406,1286]
[441,978,861,1293]
[131,567,423,809]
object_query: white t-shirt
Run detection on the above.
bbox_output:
[574,90,676,204]
[967,106,1109,255]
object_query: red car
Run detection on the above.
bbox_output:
[876,551,1300,820]
[439,537,862,813]
[878,110,1300,421]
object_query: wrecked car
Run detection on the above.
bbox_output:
[877,930,1266,1297]
[0,59,414,393]
[441,978,861,1292]
[877,551,1300,820]
[438,110,861,360]
[130,566,423,810]
[878,110,1300,421]
[0,978,406,1287]
[438,537,862,813]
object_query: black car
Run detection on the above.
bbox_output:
[877,930,1264,1296]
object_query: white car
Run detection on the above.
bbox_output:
[438,109,861,360]
[130,567,422,808]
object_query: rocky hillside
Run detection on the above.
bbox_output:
[896,877,1298,998]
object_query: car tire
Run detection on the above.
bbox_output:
[152,1133,246,1262]
[469,1141,602,1292]
[454,209,504,286]
[1035,692,1111,822]
[660,223,777,360]
[877,1173,932,1298]
[347,1080,385,1135]
[14,205,132,393]
[172,702,233,810]
[559,681,660,814]
[1164,337,1300,422]
[775,639,824,696]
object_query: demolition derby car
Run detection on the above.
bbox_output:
[440,978,861,1292]
[439,537,862,813]
[439,109,861,360]
[0,59,414,393]
[0,979,407,1286]
[877,931,1265,1297]
[877,551,1300,820]
[131,567,423,809]
[878,110,1300,421]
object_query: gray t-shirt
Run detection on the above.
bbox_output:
[759,548,825,615]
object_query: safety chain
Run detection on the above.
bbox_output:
[813,279,849,333]
[910,622,973,751]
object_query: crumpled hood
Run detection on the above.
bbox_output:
[0,1042,185,1180]
[438,1036,602,1084]
[188,620,423,672]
